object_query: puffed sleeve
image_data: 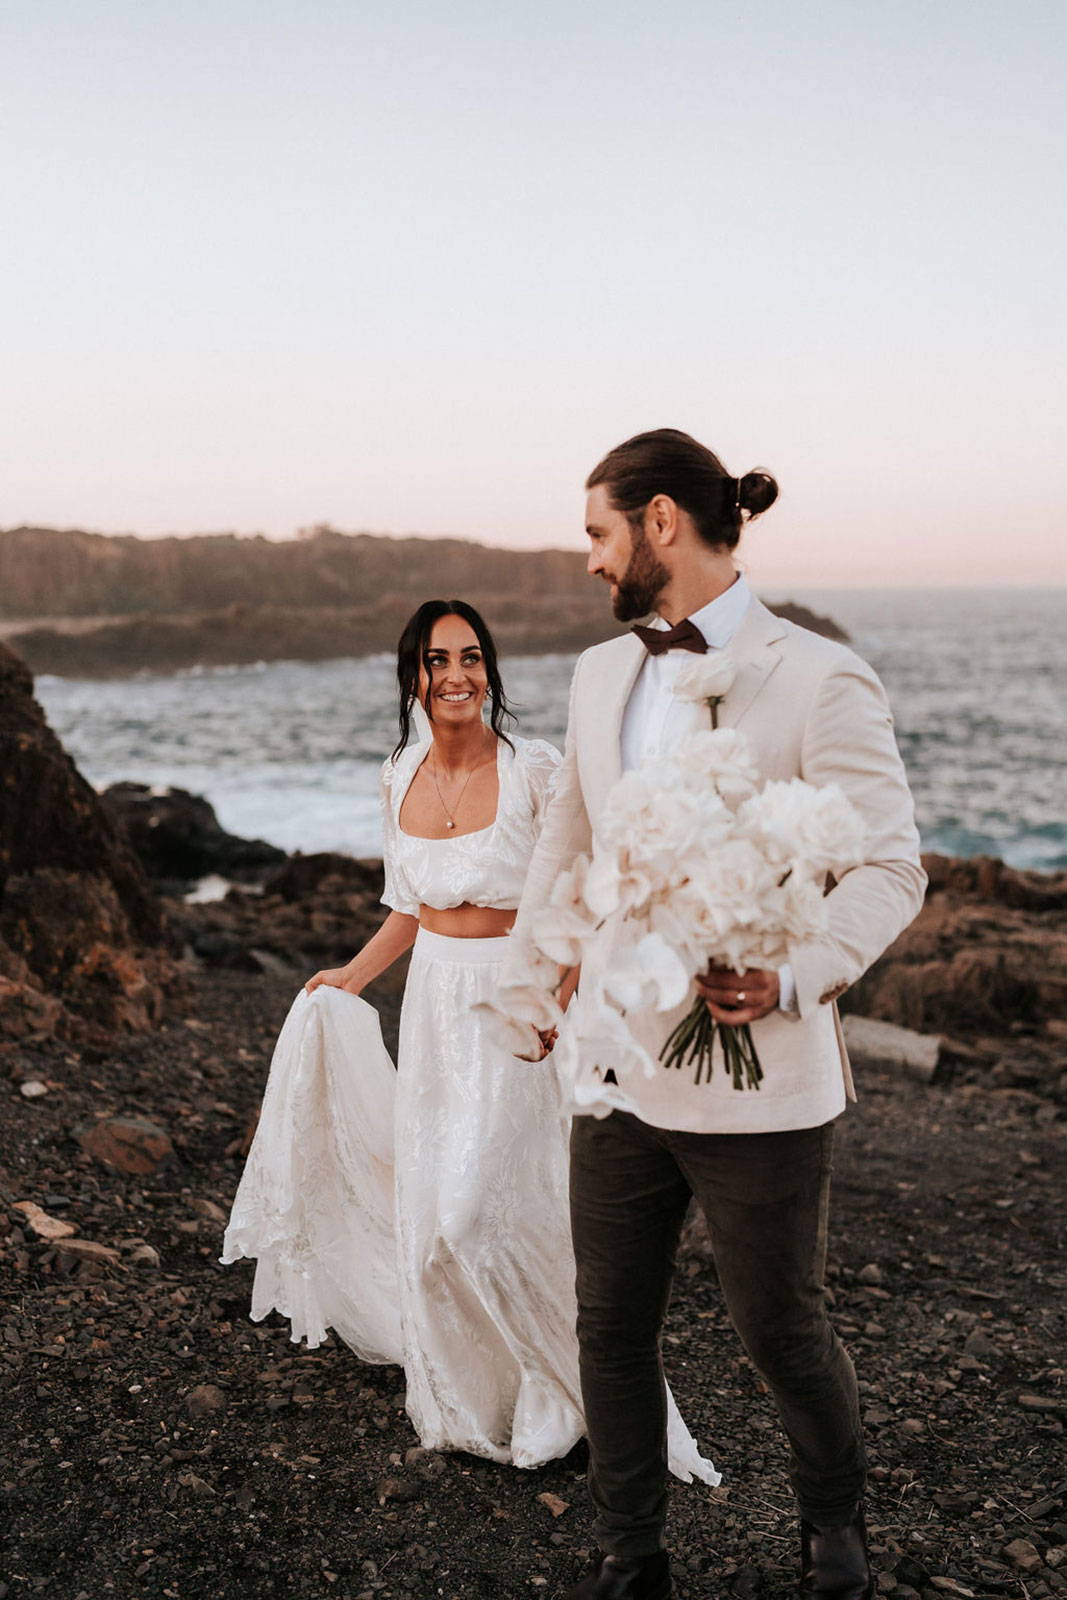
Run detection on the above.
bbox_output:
[518,738,564,831]
[379,757,420,917]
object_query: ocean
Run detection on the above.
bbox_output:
[36,589,1067,872]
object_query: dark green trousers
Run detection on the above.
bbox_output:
[569,1112,865,1560]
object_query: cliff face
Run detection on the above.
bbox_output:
[0,525,599,619]
[0,525,847,676]
[0,642,177,1040]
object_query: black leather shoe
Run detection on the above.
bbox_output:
[799,1507,873,1599]
[565,1550,673,1599]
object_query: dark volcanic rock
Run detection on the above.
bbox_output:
[842,851,1067,1068]
[102,783,286,886]
[0,644,161,940]
[765,599,849,643]
[0,642,178,1041]
[263,851,382,902]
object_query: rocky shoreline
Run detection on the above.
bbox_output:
[2,642,1065,1600]
[3,598,847,679]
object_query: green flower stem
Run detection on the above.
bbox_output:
[660,996,764,1091]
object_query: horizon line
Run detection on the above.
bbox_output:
[2,522,1063,591]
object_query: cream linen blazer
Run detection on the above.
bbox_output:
[507,597,927,1134]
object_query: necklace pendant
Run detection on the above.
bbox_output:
[446,819,455,829]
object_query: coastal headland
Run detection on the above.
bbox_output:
[0,524,847,676]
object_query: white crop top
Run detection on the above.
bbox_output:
[380,735,563,916]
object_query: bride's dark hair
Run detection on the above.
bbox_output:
[392,599,516,761]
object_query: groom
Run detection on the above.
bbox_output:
[505,429,926,1599]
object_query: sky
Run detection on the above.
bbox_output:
[1,1,1064,587]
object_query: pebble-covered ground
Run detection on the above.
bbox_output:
[2,962,1064,1600]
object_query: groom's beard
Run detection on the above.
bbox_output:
[611,525,670,622]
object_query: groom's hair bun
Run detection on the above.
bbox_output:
[737,469,779,519]
[586,428,779,551]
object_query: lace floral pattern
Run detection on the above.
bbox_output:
[222,729,719,1477]
[380,735,563,916]
[222,948,720,1479]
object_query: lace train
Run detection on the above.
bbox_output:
[222,940,720,1484]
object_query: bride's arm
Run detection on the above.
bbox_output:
[503,661,592,988]
[305,752,422,994]
[305,910,419,995]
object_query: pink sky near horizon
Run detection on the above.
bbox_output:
[2,3,1064,587]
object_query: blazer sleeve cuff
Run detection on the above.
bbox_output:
[789,938,855,1022]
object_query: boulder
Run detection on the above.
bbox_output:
[77,1114,173,1175]
[264,852,382,903]
[0,641,178,1041]
[101,783,285,886]
[841,1016,942,1082]
[842,852,1067,1036]
[0,643,161,940]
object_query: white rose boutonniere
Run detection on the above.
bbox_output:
[671,651,738,728]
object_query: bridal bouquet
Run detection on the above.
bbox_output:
[490,653,866,1109]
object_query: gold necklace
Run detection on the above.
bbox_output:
[429,749,492,830]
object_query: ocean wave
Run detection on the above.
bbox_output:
[38,590,1067,870]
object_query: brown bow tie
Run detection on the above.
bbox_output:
[631,618,708,656]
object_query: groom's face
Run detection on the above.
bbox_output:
[585,485,670,621]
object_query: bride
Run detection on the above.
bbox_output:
[222,599,717,1481]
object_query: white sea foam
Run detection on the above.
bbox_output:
[35,590,1067,870]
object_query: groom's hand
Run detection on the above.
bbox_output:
[696,964,779,1025]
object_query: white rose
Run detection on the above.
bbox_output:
[739,780,866,877]
[665,729,759,807]
[565,1066,642,1120]
[679,837,785,966]
[601,780,707,876]
[671,651,738,705]
[777,873,830,943]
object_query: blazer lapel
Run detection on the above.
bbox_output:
[579,632,646,811]
[717,598,789,729]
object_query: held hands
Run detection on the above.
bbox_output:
[304,966,362,997]
[695,964,779,1026]
[535,1027,558,1060]
[532,963,578,1059]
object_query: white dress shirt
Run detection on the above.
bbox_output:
[620,574,798,1014]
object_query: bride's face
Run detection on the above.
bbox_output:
[420,614,489,727]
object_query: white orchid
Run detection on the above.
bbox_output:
[551,986,658,1116]
[512,714,866,1100]
[472,1000,548,1062]
[530,903,592,968]
[601,932,691,1014]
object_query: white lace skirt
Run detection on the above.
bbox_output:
[222,928,720,1481]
